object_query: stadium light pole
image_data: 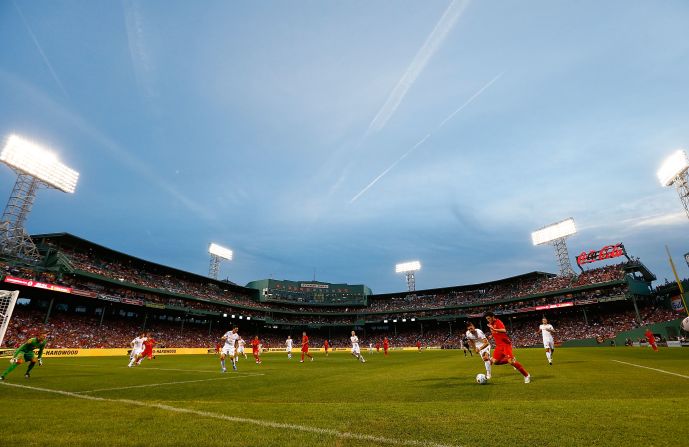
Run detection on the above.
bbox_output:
[0,134,79,261]
[531,218,577,277]
[396,261,421,292]
[208,242,233,280]
[657,150,689,220]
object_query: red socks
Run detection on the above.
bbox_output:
[513,361,529,377]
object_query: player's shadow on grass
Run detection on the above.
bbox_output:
[414,377,475,388]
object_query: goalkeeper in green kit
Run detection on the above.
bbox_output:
[1,333,48,380]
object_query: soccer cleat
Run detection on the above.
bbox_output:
[486,372,491,380]
[524,374,531,384]
[232,364,237,371]
[311,357,314,362]
[222,368,227,373]
[549,361,552,366]
[299,360,304,363]
[24,374,30,379]
[0,376,4,381]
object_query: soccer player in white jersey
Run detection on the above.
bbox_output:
[465,322,491,379]
[128,333,147,367]
[537,317,556,365]
[369,342,374,354]
[237,337,247,360]
[350,331,366,363]
[285,336,293,359]
[220,327,239,372]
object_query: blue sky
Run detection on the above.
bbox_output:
[1,0,689,293]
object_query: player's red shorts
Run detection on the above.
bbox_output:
[492,344,514,363]
[302,345,309,353]
[142,347,153,359]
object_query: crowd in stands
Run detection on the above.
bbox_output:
[2,245,632,323]
[366,265,627,313]
[3,297,680,350]
[571,264,626,287]
[60,248,268,308]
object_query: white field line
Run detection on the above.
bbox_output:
[611,360,689,379]
[47,364,261,375]
[0,382,460,447]
[75,376,242,394]
[133,367,264,375]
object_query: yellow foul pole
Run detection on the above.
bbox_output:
[665,245,689,316]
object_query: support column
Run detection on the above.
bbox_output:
[631,296,642,324]
[44,298,54,324]
[552,237,575,277]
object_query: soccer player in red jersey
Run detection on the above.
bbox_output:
[324,339,330,357]
[300,331,314,363]
[137,333,156,365]
[416,340,422,352]
[375,342,380,353]
[383,337,389,356]
[645,328,659,352]
[251,336,262,364]
[485,312,531,383]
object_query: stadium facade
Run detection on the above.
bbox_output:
[0,232,684,350]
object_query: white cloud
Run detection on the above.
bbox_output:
[367,0,471,133]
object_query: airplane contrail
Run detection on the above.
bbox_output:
[367,0,471,133]
[12,0,70,98]
[350,72,503,204]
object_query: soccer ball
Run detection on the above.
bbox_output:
[476,373,487,385]
[682,316,689,332]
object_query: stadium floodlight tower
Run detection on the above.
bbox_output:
[396,260,421,292]
[531,218,577,277]
[0,134,79,261]
[208,242,233,280]
[657,150,689,219]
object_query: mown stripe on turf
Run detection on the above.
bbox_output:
[0,382,460,447]
[611,360,689,379]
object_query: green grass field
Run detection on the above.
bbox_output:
[0,348,687,446]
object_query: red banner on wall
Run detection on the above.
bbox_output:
[72,289,98,298]
[3,276,72,293]
[534,302,574,311]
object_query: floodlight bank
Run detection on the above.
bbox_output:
[657,150,689,187]
[1,134,79,194]
[395,261,421,273]
[531,218,576,246]
[209,243,233,261]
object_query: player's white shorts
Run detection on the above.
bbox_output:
[286,347,292,353]
[131,347,144,358]
[351,343,360,354]
[221,346,236,357]
[478,346,491,358]
[543,338,554,350]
